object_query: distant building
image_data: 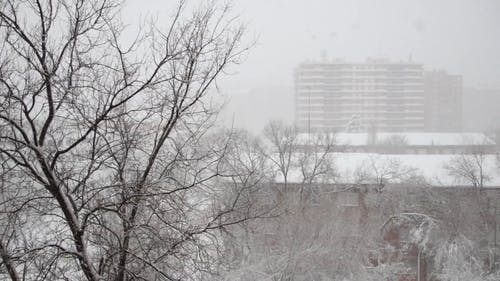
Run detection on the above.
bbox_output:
[424,70,463,132]
[463,87,500,132]
[294,58,425,132]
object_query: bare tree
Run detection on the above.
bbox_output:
[433,234,500,281]
[295,131,337,185]
[263,121,337,186]
[262,120,298,188]
[0,1,260,280]
[226,123,367,281]
[444,149,492,188]
[353,156,425,191]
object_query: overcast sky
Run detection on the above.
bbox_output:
[123,0,500,132]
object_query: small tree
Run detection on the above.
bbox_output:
[262,120,299,188]
[296,131,337,185]
[354,156,425,191]
[433,235,500,281]
[444,151,491,188]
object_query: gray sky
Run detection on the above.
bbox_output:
[123,0,500,132]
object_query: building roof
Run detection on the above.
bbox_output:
[296,132,495,146]
[273,152,500,187]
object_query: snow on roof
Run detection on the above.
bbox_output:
[296,132,495,146]
[275,153,500,187]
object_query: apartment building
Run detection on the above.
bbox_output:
[295,58,425,132]
[424,70,463,132]
[463,87,500,132]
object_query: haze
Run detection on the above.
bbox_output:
[122,0,500,132]
[2,1,500,280]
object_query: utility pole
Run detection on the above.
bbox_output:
[494,196,499,270]
[417,249,421,281]
[495,199,497,247]
[307,86,311,135]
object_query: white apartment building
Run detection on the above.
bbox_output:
[295,58,425,132]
